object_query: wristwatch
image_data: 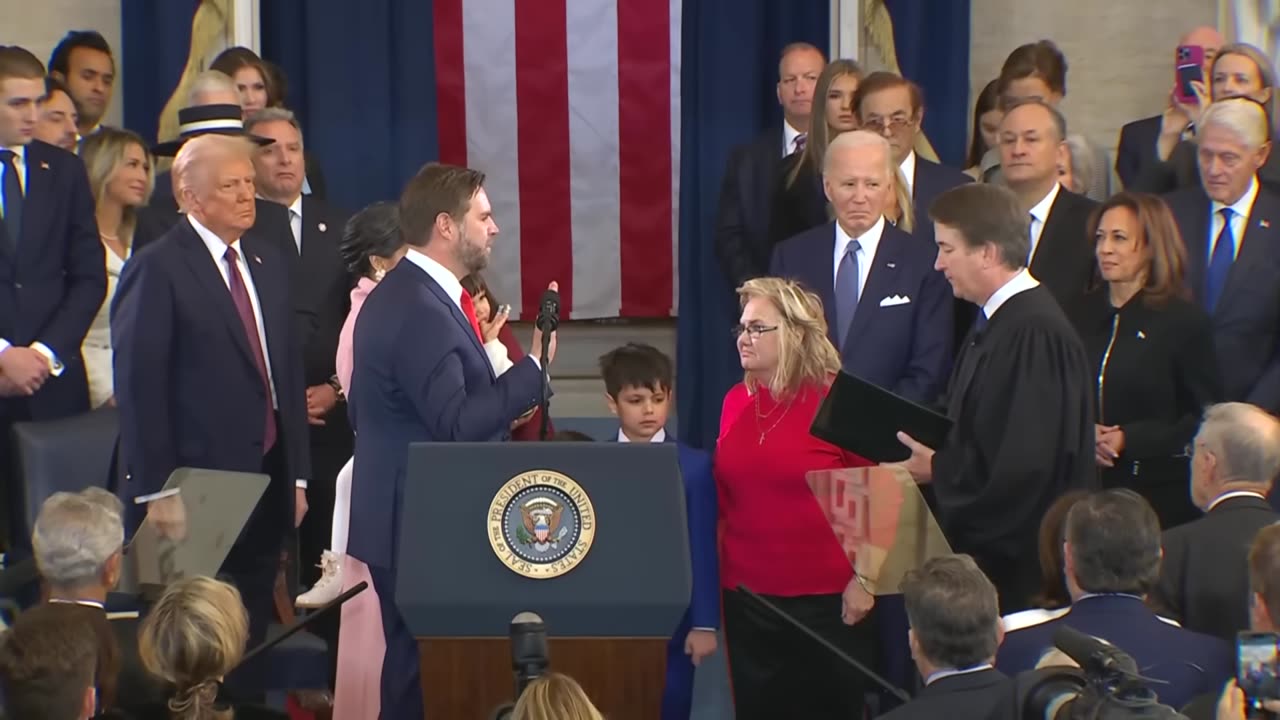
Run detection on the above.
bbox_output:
[327,375,346,403]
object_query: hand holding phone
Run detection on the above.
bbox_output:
[1238,631,1280,712]
[1175,44,1206,106]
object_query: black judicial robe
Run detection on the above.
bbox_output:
[931,284,1096,613]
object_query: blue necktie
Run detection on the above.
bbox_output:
[0,150,22,250]
[973,309,989,334]
[835,240,861,349]
[1205,208,1235,313]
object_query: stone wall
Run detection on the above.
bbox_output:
[969,0,1217,172]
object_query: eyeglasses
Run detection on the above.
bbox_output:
[862,115,915,133]
[732,324,779,341]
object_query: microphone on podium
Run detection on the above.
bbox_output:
[489,611,551,719]
[534,286,559,440]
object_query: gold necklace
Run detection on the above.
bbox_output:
[753,391,792,445]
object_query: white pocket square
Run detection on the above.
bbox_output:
[879,294,911,307]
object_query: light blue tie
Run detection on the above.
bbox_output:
[1205,208,1235,313]
[835,240,861,349]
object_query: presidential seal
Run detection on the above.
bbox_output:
[488,470,596,579]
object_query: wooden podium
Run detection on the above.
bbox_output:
[400,442,692,719]
[418,637,667,719]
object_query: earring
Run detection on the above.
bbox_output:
[373,267,386,282]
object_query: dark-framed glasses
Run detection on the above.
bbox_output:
[732,324,779,341]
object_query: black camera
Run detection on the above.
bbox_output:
[1002,627,1185,719]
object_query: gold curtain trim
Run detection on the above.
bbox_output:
[859,0,940,162]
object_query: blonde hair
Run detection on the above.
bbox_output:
[737,277,841,398]
[138,577,248,720]
[511,673,604,720]
[81,127,155,248]
[171,134,254,213]
[787,58,864,189]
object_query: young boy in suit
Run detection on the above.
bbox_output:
[599,343,719,720]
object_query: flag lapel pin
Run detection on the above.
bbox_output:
[1137,330,1146,340]
[253,255,262,264]
[39,161,49,170]
[318,222,327,232]
[1263,219,1272,229]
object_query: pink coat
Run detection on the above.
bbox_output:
[335,277,376,395]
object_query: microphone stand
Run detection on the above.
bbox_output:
[538,326,552,441]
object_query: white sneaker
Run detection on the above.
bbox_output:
[296,550,344,608]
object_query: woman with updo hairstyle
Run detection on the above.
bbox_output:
[715,276,878,718]
[137,576,284,720]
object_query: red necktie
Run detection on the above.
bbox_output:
[224,247,278,453]
[460,290,484,342]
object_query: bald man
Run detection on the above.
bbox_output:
[1115,25,1224,187]
[112,134,310,654]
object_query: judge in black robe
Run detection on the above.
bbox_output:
[897,184,1096,613]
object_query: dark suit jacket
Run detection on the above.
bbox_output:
[1152,494,1277,643]
[110,218,310,540]
[770,220,953,404]
[1166,184,1280,413]
[0,140,105,419]
[1135,138,1280,196]
[910,156,972,242]
[995,595,1233,710]
[879,668,1010,720]
[715,128,785,288]
[295,196,353,444]
[1115,114,1162,189]
[1030,188,1098,310]
[348,258,542,571]
[768,152,828,250]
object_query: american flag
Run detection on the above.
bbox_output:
[433,0,681,321]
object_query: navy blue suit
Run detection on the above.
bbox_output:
[0,140,104,421]
[995,595,1233,710]
[348,255,542,719]
[613,434,720,720]
[769,220,953,404]
[111,218,310,651]
[1166,185,1280,416]
[1115,114,1161,190]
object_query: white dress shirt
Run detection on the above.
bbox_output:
[782,121,804,157]
[982,268,1041,320]
[189,214,278,408]
[1209,176,1258,262]
[833,215,885,302]
[924,663,993,686]
[1027,182,1062,265]
[0,145,61,372]
[1208,490,1268,511]
[899,151,917,194]
[405,248,465,312]
[287,194,303,254]
[617,427,666,443]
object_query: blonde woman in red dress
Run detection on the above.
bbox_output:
[716,276,878,720]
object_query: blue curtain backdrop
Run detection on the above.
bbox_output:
[261,0,439,211]
[121,0,198,144]
[676,0,828,451]
[889,0,972,167]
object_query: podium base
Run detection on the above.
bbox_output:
[417,637,667,719]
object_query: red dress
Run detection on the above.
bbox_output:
[714,381,871,596]
[497,324,553,441]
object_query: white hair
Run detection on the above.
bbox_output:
[32,490,124,589]
[171,133,255,210]
[1199,402,1280,486]
[187,70,239,106]
[1199,97,1270,149]
[823,130,894,176]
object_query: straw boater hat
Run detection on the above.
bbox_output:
[151,103,274,157]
